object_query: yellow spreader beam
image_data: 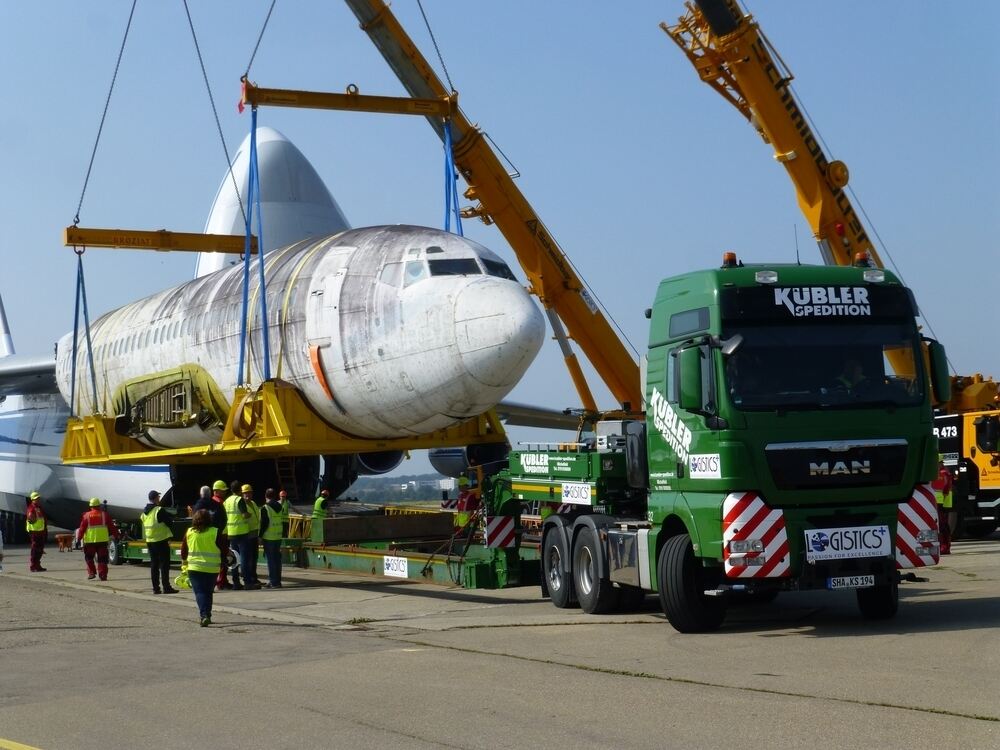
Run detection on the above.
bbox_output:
[64,226,257,254]
[241,80,455,118]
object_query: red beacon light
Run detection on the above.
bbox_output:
[722,251,739,268]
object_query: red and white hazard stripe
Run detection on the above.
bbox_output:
[440,497,458,511]
[896,484,940,568]
[485,515,517,548]
[722,492,790,579]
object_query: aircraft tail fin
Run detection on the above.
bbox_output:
[0,293,15,357]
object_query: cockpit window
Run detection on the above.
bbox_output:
[379,262,402,287]
[428,258,482,276]
[483,259,516,281]
[403,260,429,287]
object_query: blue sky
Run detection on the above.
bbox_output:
[1,1,997,475]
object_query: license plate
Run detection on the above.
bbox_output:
[827,575,875,590]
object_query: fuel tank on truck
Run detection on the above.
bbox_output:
[55,225,545,448]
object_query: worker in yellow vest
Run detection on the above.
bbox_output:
[243,484,262,589]
[313,489,330,520]
[223,482,251,590]
[25,491,47,572]
[260,488,284,588]
[74,498,120,581]
[181,509,222,626]
[141,490,177,595]
[278,490,291,537]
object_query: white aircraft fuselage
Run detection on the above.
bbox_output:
[56,225,545,448]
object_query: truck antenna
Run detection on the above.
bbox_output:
[794,224,801,265]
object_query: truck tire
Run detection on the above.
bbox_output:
[657,533,726,633]
[573,526,619,614]
[542,528,576,608]
[856,577,898,620]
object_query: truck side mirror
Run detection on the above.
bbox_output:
[678,346,704,412]
[926,339,951,405]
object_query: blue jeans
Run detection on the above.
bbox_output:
[262,539,282,586]
[189,570,215,619]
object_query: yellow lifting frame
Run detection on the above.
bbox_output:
[241,80,455,118]
[61,380,506,466]
[64,226,257,254]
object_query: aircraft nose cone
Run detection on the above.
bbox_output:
[454,279,545,388]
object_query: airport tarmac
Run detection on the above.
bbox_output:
[1,534,997,750]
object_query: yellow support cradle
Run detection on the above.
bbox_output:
[60,380,507,466]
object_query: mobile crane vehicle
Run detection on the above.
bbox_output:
[664,0,1000,538]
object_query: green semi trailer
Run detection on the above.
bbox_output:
[484,255,951,632]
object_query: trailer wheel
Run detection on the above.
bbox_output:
[657,533,726,633]
[856,577,898,620]
[108,538,123,566]
[542,528,576,608]
[573,527,619,614]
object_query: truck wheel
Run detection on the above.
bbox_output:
[856,577,898,620]
[616,584,646,612]
[542,528,576,608]
[658,533,726,633]
[108,539,123,566]
[573,527,619,614]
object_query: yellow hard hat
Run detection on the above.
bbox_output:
[29,491,41,500]
[212,480,228,491]
[457,476,470,487]
[89,497,101,507]
[241,483,253,493]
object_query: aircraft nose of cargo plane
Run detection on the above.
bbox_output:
[453,277,545,388]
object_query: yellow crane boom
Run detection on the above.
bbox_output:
[663,0,875,269]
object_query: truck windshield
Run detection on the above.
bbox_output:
[722,322,924,410]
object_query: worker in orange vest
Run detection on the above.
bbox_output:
[75,498,121,581]
[25,491,48,572]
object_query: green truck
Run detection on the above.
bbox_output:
[485,255,950,631]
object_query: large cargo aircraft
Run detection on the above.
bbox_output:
[0,128,548,534]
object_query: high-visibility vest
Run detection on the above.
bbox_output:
[223,495,249,536]
[141,508,172,543]
[246,500,261,534]
[932,471,954,509]
[83,510,110,544]
[313,497,327,519]
[26,511,45,533]
[185,527,221,573]
[262,505,283,541]
[279,499,290,525]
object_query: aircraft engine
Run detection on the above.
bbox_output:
[356,451,404,475]
[428,443,510,478]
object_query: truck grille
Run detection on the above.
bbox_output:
[765,439,907,490]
